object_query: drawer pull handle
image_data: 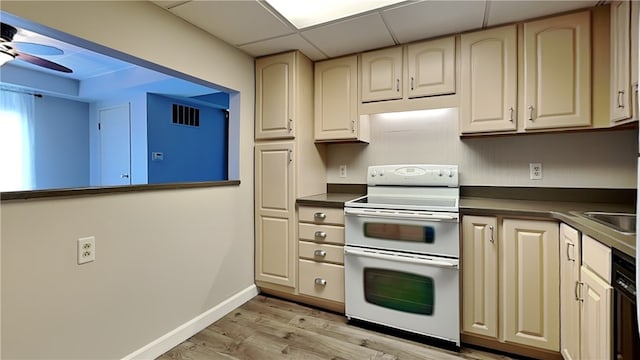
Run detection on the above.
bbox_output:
[314,212,326,220]
[314,250,327,257]
[315,278,327,286]
[488,225,494,243]
[315,231,327,238]
[528,105,534,121]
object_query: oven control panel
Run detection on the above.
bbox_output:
[367,164,458,187]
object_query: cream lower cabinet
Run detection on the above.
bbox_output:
[580,234,613,360]
[462,215,560,357]
[254,142,295,287]
[560,224,581,360]
[462,216,498,338]
[559,226,613,360]
[297,206,345,310]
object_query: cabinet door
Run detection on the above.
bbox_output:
[460,25,517,134]
[462,216,498,338]
[255,52,294,139]
[314,56,360,141]
[254,142,296,287]
[361,47,403,102]
[523,11,591,130]
[560,224,581,360]
[502,219,560,351]
[580,266,613,360]
[611,0,632,123]
[407,36,455,98]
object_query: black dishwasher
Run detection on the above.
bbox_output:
[612,248,639,359]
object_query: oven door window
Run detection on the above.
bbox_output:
[363,223,434,243]
[364,268,434,315]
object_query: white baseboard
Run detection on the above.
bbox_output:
[122,284,258,360]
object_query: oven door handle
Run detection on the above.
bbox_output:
[344,248,459,269]
[344,208,458,222]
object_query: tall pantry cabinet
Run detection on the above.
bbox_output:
[254,51,326,293]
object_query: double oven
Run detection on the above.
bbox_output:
[344,164,460,347]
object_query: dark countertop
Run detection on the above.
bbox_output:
[461,197,635,258]
[296,193,364,208]
[296,192,636,258]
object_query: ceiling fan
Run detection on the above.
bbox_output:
[0,22,72,73]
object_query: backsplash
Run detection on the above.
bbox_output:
[326,108,638,189]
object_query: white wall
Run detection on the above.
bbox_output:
[1,1,255,359]
[326,108,638,188]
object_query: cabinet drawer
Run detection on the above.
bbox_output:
[299,223,344,244]
[298,206,344,225]
[298,260,344,303]
[299,241,344,264]
[582,234,611,282]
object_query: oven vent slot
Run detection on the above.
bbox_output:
[172,104,200,127]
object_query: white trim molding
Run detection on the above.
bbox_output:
[122,284,258,360]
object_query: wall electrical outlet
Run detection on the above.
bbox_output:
[529,163,543,180]
[339,165,347,178]
[77,236,96,264]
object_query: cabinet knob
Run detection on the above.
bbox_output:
[314,231,327,238]
[314,249,327,257]
[314,212,326,220]
[314,278,327,286]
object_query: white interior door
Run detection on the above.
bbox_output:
[99,104,131,186]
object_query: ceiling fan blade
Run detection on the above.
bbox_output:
[15,52,72,73]
[12,41,63,55]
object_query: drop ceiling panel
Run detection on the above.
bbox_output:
[486,0,598,27]
[239,34,327,61]
[301,13,396,58]
[165,0,295,46]
[383,1,486,43]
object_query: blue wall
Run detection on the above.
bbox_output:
[147,94,228,183]
[33,95,90,189]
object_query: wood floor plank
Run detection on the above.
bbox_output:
[158,295,516,360]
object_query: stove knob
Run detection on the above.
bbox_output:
[448,169,456,178]
[443,169,451,177]
[437,169,443,176]
[371,170,377,177]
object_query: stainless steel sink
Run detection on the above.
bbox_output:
[578,211,636,234]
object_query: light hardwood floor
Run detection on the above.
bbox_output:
[158,295,516,360]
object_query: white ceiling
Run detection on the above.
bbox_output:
[1,0,602,89]
[151,0,601,61]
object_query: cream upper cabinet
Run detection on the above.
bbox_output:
[254,142,296,288]
[501,219,560,351]
[560,223,581,360]
[610,0,637,124]
[407,36,456,98]
[255,52,295,139]
[361,47,403,102]
[460,25,517,134]
[315,55,370,142]
[523,11,591,130]
[461,215,498,339]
